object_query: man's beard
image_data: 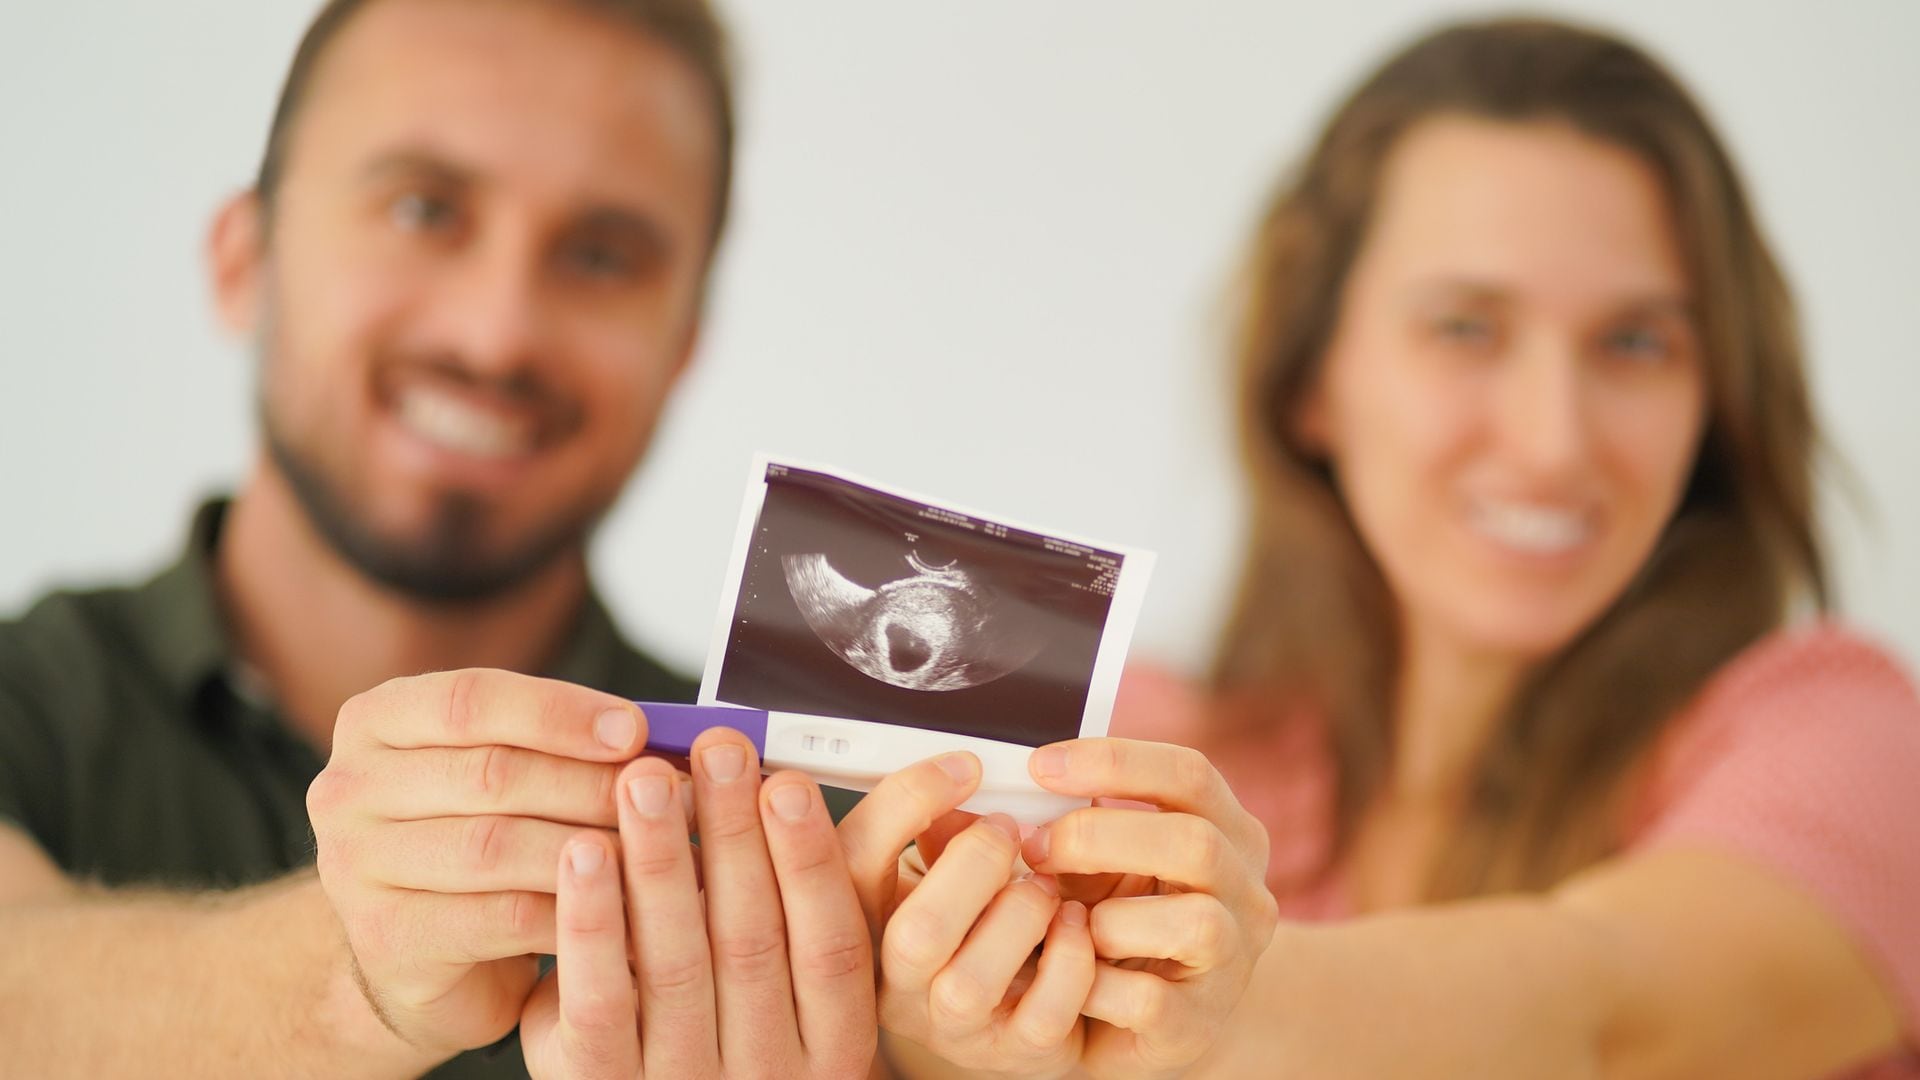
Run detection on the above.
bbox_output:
[262,404,600,605]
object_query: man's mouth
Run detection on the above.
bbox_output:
[394,383,541,461]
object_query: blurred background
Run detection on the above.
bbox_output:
[2,0,1916,674]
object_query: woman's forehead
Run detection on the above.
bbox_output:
[1357,115,1691,307]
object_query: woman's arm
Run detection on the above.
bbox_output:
[1194,846,1904,1080]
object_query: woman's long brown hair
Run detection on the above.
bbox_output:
[1212,16,1829,898]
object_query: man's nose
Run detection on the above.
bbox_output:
[433,232,554,376]
[1495,337,1591,482]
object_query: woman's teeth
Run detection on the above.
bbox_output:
[396,387,535,460]
[1470,500,1592,554]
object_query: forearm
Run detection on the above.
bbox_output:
[1192,897,1613,1080]
[878,1031,974,1079]
[0,870,444,1079]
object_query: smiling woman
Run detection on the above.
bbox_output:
[1104,15,1920,1080]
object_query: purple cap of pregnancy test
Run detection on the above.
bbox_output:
[635,702,769,757]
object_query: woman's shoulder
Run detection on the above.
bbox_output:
[1641,621,1920,807]
[1631,623,1920,1050]
[1108,663,1212,744]
[1690,621,1919,717]
[1109,661,1330,751]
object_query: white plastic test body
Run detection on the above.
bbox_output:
[637,701,1086,824]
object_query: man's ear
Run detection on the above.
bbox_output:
[206,191,266,337]
[667,310,703,385]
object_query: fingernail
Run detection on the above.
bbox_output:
[628,775,671,817]
[769,784,811,822]
[702,743,746,783]
[936,752,978,785]
[1032,744,1069,779]
[985,813,1021,845]
[1025,825,1051,864]
[1029,873,1060,898]
[1061,899,1087,928]
[568,841,604,878]
[595,708,638,751]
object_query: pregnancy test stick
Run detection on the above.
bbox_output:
[636,701,1086,824]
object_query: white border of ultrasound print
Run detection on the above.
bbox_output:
[696,452,1156,742]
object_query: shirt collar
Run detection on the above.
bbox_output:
[129,498,233,707]
[127,497,637,713]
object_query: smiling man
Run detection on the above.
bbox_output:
[0,1,882,1077]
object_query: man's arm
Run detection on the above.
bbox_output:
[0,824,440,1079]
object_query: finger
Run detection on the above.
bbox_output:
[760,771,875,1072]
[335,669,646,760]
[1023,808,1260,907]
[1086,892,1237,972]
[617,757,717,1075]
[361,745,624,826]
[1029,739,1265,858]
[358,815,602,894]
[1083,964,1198,1061]
[357,887,557,967]
[881,814,1022,993]
[912,808,980,868]
[1005,900,1096,1055]
[927,876,1060,1034]
[689,729,800,1071]
[520,969,564,1079]
[839,753,982,928]
[1084,961,1177,1033]
[555,833,643,1079]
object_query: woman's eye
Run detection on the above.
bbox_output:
[1432,313,1496,346]
[390,191,459,232]
[1602,325,1670,362]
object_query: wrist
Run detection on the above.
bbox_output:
[261,873,448,1077]
[879,1030,1082,1080]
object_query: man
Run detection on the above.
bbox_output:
[0,0,876,1075]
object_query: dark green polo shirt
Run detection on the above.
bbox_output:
[0,501,695,1078]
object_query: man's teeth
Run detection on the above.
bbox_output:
[1471,501,1591,554]
[396,388,533,459]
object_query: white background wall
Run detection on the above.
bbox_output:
[3,1,1916,677]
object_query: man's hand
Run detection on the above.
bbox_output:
[307,669,649,1056]
[840,755,1097,1079]
[1017,738,1280,1080]
[518,729,877,1079]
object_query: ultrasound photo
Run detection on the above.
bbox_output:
[701,458,1152,748]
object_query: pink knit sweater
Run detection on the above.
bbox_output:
[1110,624,1920,1077]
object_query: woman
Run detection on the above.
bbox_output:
[519,17,1917,1080]
[1109,15,1920,1079]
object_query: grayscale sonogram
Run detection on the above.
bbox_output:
[709,461,1139,747]
[780,550,1050,693]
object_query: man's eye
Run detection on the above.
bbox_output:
[390,191,459,232]
[563,240,636,280]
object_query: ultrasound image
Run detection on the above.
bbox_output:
[782,551,1050,692]
[713,463,1127,747]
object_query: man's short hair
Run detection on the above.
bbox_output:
[254,0,736,249]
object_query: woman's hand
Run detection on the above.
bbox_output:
[1020,738,1281,1080]
[518,729,876,1079]
[838,754,1098,1079]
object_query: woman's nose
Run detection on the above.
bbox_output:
[1494,339,1591,483]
